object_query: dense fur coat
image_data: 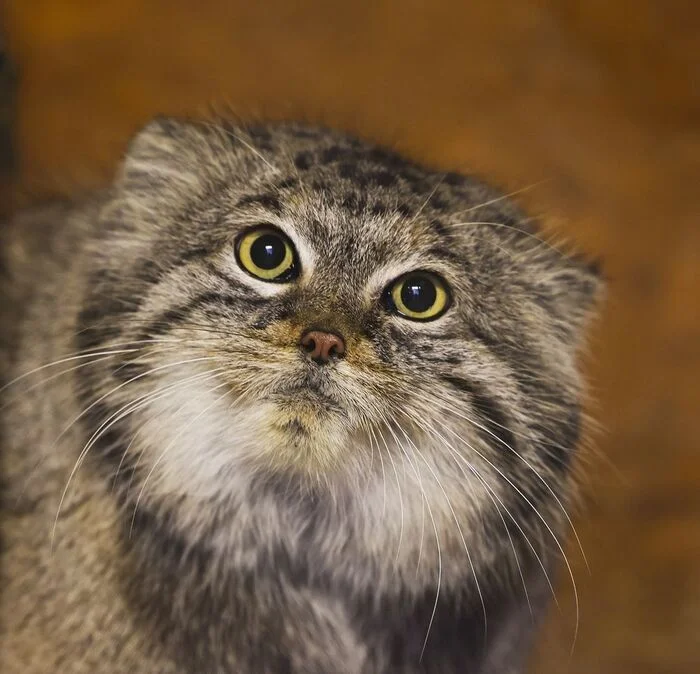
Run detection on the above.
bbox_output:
[0,120,600,672]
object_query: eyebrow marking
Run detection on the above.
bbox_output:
[236,193,282,213]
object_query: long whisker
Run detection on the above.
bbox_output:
[468,465,533,615]
[374,412,449,661]
[405,411,533,614]
[407,175,446,226]
[124,369,260,500]
[447,180,549,218]
[375,419,405,564]
[392,410,488,650]
[358,416,377,491]
[418,397,580,653]
[1,344,185,410]
[0,343,178,395]
[399,435,442,663]
[419,416,558,612]
[372,424,388,517]
[53,356,220,452]
[429,390,589,574]
[109,369,228,493]
[50,360,221,545]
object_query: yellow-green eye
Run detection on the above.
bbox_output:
[385,272,450,321]
[236,226,298,282]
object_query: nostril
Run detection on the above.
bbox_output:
[300,329,346,363]
[327,337,345,359]
[301,334,317,354]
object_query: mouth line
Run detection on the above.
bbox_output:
[269,383,345,414]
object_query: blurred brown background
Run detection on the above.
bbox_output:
[1,1,698,672]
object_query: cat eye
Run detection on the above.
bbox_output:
[235,226,298,282]
[384,271,450,321]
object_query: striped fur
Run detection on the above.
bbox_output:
[1,119,601,673]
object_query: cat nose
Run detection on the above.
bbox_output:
[300,329,346,363]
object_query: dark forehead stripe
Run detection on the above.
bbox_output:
[369,171,396,187]
[320,146,343,163]
[294,151,312,170]
[236,193,282,213]
[428,218,451,238]
[425,243,462,264]
[275,176,299,190]
[340,192,367,215]
[136,290,266,341]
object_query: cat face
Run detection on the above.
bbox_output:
[78,120,599,565]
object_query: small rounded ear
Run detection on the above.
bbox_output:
[535,252,605,344]
[117,117,207,195]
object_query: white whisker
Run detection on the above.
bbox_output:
[418,397,579,652]
[50,361,222,546]
[393,411,488,650]
[430,389,589,574]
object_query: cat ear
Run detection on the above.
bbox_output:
[117,117,207,195]
[535,252,605,344]
[119,117,197,183]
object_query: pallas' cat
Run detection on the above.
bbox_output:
[0,119,601,673]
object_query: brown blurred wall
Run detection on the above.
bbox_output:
[1,1,699,672]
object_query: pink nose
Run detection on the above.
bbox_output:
[300,330,346,363]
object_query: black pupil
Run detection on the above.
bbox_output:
[250,233,286,270]
[400,275,437,313]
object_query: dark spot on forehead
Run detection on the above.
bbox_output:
[311,179,330,192]
[276,177,299,190]
[430,196,449,212]
[341,193,356,210]
[370,202,389,216]
[246,125,272,141]
[426,244,462,264]
[407,179,431,196]
[367,147,406,169]
[429,218,450,236]
[245,127,274,151]
[321,146,343,163]
[289,127,320,139]
[306,218,324,238]
[294,152,312,170]
[237,193,282,213]
[338,162,359,180]
[397,203,414,218]
[133,258,162,284]
[340,193,367,214]
[369,171,396,187]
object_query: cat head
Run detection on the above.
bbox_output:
[78,119,601,563]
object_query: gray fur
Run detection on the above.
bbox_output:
[0,119,601,672]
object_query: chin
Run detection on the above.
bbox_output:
[264,393,359,478]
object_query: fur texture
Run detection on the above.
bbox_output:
[0,119,601,672]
